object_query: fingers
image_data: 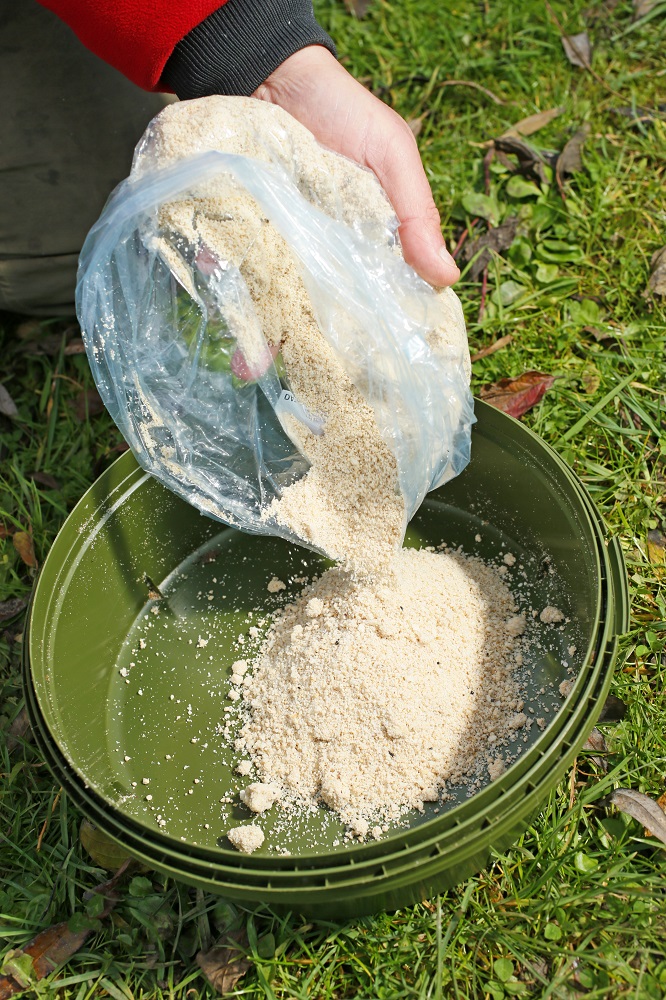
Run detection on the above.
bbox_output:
[256,48,460,287]
[362,109,459,287]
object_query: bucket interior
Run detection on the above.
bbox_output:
[30,402,604,861]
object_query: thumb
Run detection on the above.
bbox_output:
[397,214,460,288]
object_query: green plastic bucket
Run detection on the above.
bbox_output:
[24,400,628,918]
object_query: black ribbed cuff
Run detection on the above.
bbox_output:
[161,0,337,99]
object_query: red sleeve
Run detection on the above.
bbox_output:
[37,0,229,91]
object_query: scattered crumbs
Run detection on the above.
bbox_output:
[139,638,147,649]
[232,659,249,675]
[503,552,516,567]
[568,644,577,657]
[506,615,526,637]
[540,606,565,624]
[197,636,209,648]
[227,825,264,854]
[240,782,279,814]
[267,577,287,593]
[536,718,547,730]
[142,778,150,785]
[236,760,252,776]
[559,679,574,698]
[145,794,153,801]
[474,534,482,542]
[151,606,159,615]
[488,757,506,781]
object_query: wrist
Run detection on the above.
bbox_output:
[162,1,336,100]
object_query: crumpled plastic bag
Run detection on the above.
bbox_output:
[76,97,474,554]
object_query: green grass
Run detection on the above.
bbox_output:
[1,0,665,996]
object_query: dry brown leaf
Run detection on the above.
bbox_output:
[0,869,127,998]
[79,819,140,872]
[463,217,519,280]
[561,31,592,68]
[647,529,666,564]
[13,531,37,569]
[581,728,607,770]
[645,793,666,836]
[0,596,29,623]
[6,706,32,754]
[342,0,372,16]
[471,335,513,363]
[556,123,591,189]
[597,694,627,723]
[0,385,19,420]
[609,788,666,846]
[479,371,555,419]
[63,338,86,355]
[28,472,61,491]
[500,106,564,139]
[644,246,666,298]
[407,112,429,137]
[633,0,658,17]
[71,388,104,422]
[197,929,251,995]
[494,135,550,185]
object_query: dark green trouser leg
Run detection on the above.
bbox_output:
[0,0,173,316]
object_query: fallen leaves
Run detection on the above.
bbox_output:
[0,597,29,623]
[632,0,662,19]
[494,135,550,185]
[0,867,128,998]
[561,31,592,69]
[479,372,556,418]
[341,0,372,15]
[28,472,61,491]
[644,246,666,298]
[71,388,104,422]
[196,929,252,995]
[500,106,565,139]
[79,819,138,872]
[463,217,519,280]
[647,529,666,564]
[470,335,513,363]
[0,385,19,419]
[608,788,666,846]
[5,707,32,754]
[556,123,591,192]
[12,531,37,569]
[581,728,607,771]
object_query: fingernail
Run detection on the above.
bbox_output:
[439,245,458,268]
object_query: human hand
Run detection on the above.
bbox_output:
[254,46,460,288]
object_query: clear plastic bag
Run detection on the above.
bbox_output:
[76,100,474,555]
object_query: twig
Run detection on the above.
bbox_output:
[568,759,578,811]
[544,0,626,100]
[483,147,495,195]
[478,268,489,323]
[437,79,506,105]
[36,788,62,852]
[471,334,513,363]
[452,218,479,261]
[376,76,505,104]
